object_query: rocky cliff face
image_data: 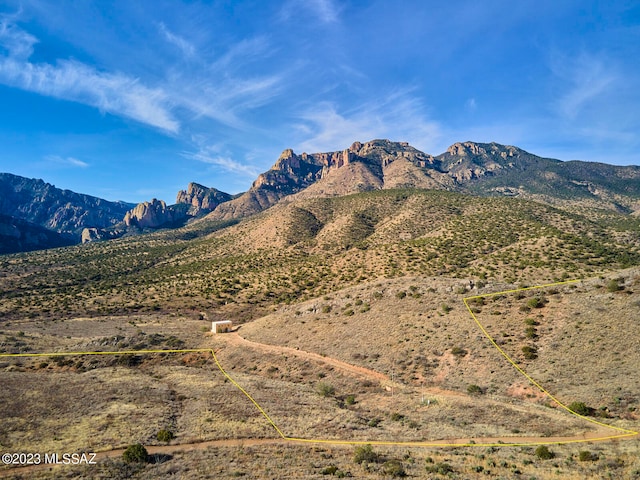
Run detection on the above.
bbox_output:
[204,139,640,222]
[0,173,134,237]
[207,140,452,220]
[123,199,177,228]
[175,183,233,215]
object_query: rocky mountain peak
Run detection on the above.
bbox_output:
[176,182,232,215]
[124,198,174,228]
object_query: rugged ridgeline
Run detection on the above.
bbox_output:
[81,183,234,243]
[0,173,134,253]
[204,140,640,221]
[121,183,232,229]
[4,139,640,253]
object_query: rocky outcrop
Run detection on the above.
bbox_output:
[124,199,177,228]
[175,183,232,215]
[81,227,126,244]
[207,140,451,220]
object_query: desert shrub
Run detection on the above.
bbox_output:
[467,384,483,395]
[568,401,593,416]
[396,291,407,299]
[451,346,467,357]
[353,444,378,464]
[321,305,332,313]
[115,354,141,367]
[321,465,338,475]
[578,450,597,461]
[123,444,148,463]
[368,418,381,427]
[441,303,452,313]
[606,279,623,292]
[390,412,404,421]
[157,429,174,442]
[317,382,335,397]
[535,445,554,459]
[521,345,538,360]
[527,296,546,309]
[525,326,538,339]
[345,394,356,405]
[382,459,406,477]
[425,462,453,474]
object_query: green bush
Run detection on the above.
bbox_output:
[467,384,483,395]
[157,429,174,442]
[568,401,592,416]
[382,459,406,477]
[526,296,546,309]
[353,444,378,464]
[522,345,538,360]
[317,382,335,397]
[451,346,467,357]
[123,443,148,463]
[606,279,623,292]
[425,462,453,474]
[525,326,538,339]
[345,394,356,405]
[578,450,597,461]
[535,445,554,459]
[321,465,338,475]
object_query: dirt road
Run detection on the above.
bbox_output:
[219,331,390,384]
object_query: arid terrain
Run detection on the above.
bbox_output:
[1,266,639,478]
[1,171,640,479]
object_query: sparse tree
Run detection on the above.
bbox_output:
[123,443,148,463]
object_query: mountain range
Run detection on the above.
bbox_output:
[1,140,639,254]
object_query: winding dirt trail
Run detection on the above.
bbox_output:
[2,430,637,478]
[219,331,390,384]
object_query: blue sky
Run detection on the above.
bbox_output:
[0,1,639,204]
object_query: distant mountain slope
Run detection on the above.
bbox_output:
[205,140,640,222]
[0,173,134,237]
[0,214,75,254]
[437,142,640,213]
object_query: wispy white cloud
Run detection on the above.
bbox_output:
[552,53,617,119]
[0,10,37,59]
[0,15,180,133]
[157,22,195,57]
[465,98,477,111]
[279,0,341,24]
[183,149,261,178]
[0,14,285,135]
[294,91,443,153]
[44,155,89,168]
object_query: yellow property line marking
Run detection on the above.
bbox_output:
[1,280,637,449]
[463,279,638,443]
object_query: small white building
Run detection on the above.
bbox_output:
[211,320,233,334]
